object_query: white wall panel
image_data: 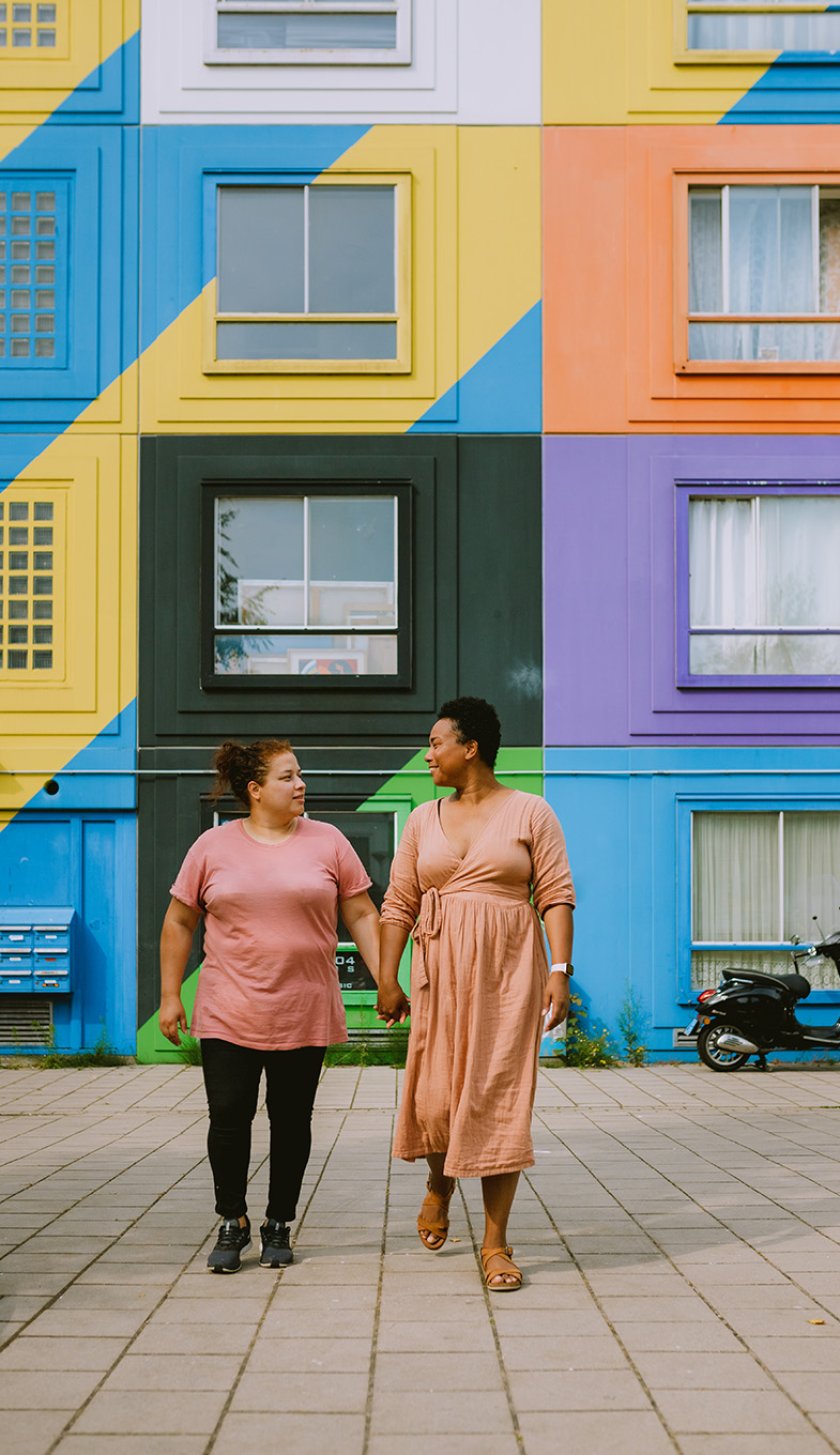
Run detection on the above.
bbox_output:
[141,0,540,124]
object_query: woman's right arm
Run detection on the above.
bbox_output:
[377,812,422,1026]
[159,897,201,1045]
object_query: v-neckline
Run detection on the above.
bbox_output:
[436,790,511,864]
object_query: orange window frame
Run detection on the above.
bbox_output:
[673,169,840,376]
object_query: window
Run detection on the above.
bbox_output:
[0,2,59,50]
[687,184,840,364]
[210,0,411,65]
[684,489,840,680]
[691,810,840,989]
[0,492,61,677]
[0,180,66,366]
[212,179,410,371]
[209,487,409,681]
[685,1,840,55]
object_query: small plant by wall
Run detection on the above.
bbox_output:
[617,982,650,1067]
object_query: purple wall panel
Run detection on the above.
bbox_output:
[544,435,840,746]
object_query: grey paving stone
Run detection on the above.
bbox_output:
[232,1370,368,1412]
[653,1388,811,1434]
[368,1439,519,1455]
[101,1353,242,1390]
[508,1367,652,1411]
[74,1389,227,1435]
[0,1369,103,1409]
[516,1410,675,1455]
[676,1437,834,1455]
[246,1336,371,1373]
[371,1389,514,1435]
[0,1406,70,1451]
[53,1438,209,1455]
[213,1411,365,1455]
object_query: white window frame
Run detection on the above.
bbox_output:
[205,0,412,66]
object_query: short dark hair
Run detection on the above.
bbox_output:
[437,697,501,770]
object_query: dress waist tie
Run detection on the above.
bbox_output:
[411,887,443,989]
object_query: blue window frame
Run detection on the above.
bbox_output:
[0,176,69,369]
[676,481,840,688]
[678,796,840,1003]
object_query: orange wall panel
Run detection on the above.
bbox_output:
[544,125,840,434]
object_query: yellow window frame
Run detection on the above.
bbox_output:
[204,171,412,376]
[0,483,65,684]
[0,0,70,61]
[672,0,833,65]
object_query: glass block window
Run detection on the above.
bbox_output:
[212,0,410,64]
[688,183,840,363]
[691,810,840,989]
[0,178,67,367]
[215,181,403,367]
[687,2,840,55]
[213,491,400,676]
[0,2,60,50]
[687,492,840,678]
[0,491,62,677]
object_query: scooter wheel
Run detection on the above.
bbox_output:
[697,1021,751,1073]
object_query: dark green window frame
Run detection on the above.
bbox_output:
[200,480,413,690]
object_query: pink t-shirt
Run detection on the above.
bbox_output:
[170,817,371,1051]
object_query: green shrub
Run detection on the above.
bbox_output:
[556,993,617,1068]
[617,982,649,1067]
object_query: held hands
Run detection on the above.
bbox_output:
[376,978,411,1029]
[543,971,571,1032]
[159,994,187,1046]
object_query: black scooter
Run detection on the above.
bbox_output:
[686,933,840,1072]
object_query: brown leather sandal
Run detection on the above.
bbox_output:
[481,1245,522,1292]
[417,1176,456,1250]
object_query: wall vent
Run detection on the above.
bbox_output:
[0,996,53,1049]
[672,1027,698,1049]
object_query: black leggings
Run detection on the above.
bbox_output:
[200,1038,325,1224]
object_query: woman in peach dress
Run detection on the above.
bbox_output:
[377,697,575,1292]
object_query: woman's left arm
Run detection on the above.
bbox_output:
[340,891,382,987]
[542,903,574,1031]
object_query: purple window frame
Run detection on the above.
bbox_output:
[676,481,840,689]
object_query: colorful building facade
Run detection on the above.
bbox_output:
[2,1,839,1059]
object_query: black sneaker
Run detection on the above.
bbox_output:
[207,1216,251,1274]
[260,1219,293,1268]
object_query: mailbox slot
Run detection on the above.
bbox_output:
[0,909,74,994]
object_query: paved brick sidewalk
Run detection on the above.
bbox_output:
[4,1064,840,1454]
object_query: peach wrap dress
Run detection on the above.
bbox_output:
[381,790,575,1179]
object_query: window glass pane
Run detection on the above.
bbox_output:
[690,948,840,992]
[217,319,397,360]
[689,632,840,676]
[689,497,753,628]
[309,186,394,314]
[217,186,305,315]
[820,193,840,314]
[689,188,722,313]
[689,321,840,362]
[309,496,396,627]
[215,496,304,626]
[217,13,396,49]
[693,812,778,941]
[784,813,840,945]
[214,632,398,676]
[729,186,814,315]
[688,11,840,51]
[758,497,840,627]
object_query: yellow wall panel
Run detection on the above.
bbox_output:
[140,125,540,434]
[543,0,767,125]
[0,434,137,812]
[0,0,139,137]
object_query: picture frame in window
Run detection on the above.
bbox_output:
[200,480,413,691]
[675,480,840,688]
[673,170,840,375]
[673,0,840,66]
[205,0,412,67]
[202,170,412,375]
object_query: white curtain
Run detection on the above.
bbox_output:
[689,11,840,53]
[689,497,753,628]
[759,497,840,628]
[693,812,778,942]
[783,812,840,943]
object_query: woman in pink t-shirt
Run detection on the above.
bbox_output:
[159,738,381,1274]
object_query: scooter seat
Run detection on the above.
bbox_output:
[722,967,811,1000]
